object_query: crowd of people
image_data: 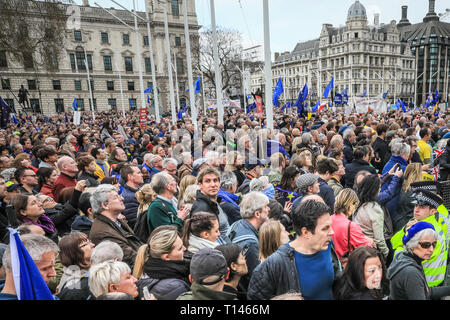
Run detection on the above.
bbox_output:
[0,104,449,300]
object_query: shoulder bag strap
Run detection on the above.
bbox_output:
[347,221,352,252]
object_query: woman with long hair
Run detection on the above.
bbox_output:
[135,184,157,218]
[353,175,394,266]
[133,225,190,300]
[258,219,290,262]
[37,167,59,200]
[216,243,248,300]
[331,189,373,263]
[393,163,423,233]
[275,166,301,208]
[293,150,314,174]
[181,212,220,259]
[333,246,389,300]
[177,175,196,210]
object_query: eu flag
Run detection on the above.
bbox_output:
[72,98,78,111]
[323,77,334,99]
[272,77,284,107]
[361,89,367,98]
[194,77,201,94]
[144,85,153,94]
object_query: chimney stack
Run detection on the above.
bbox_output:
[83,0,90,6]
[398,5,411,28]
[423,0,439,22]
[374,13,380,27]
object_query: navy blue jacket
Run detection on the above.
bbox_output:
[343,139,354,164]
[122,184,140,229]
[318,177,336,213]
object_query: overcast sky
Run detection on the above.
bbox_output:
[87,0,449,53]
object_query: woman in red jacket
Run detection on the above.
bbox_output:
[331,188,373,267]
[37,167,59,200]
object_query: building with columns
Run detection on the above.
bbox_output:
[0,0,201,115]
[397,0,450,105]
[270,0,416,107]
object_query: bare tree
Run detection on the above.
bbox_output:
[0,0,69,71]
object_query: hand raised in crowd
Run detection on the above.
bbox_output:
[388,163,399,176]
[393,166,403,178]
[177,205,190,221]
[75,180,87,192]
[284,201,293,214]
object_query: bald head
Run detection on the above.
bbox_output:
[300,194,325,204]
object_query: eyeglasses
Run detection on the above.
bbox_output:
[79,240,93,248]
[419,241,437,249]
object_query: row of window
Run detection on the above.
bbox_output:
[74,30,182,48]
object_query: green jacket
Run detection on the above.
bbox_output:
[147,197,184,234]
[391,213,447,287]
[176,282,236,300]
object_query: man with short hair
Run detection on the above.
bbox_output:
[315,158,339,212]
[236,157,263,195]
[162,158,178,181]
[342,128,356,164]
[91,147,110,182]
[53,156,79,202]
[120,165,144,229]
[148,155,163,177]
[147,172,189,234]
[248,200,338,300]
[226,191,270,293]
[14,167,39,195]
[177,248,235,300]
[0,233,59,300]
[371,123,390,172]
[36,146,58,169]
[191,167,230,241]
[89,184,143,269]
[418,128,432,165]
[267,153,285,185]
[344,145,378,188]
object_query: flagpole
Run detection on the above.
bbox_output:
[182,0,197,130]
[394,63,397,105]
[163,0,177,126]
[144,4,160,123]
[115,61,126,118]
[367,58,370,105]
[173,51,180,113]
[83,51,95,122]
[263,0,273,130]
[197,66,207,115]
[132,0,146,116]
[210,0,224,126]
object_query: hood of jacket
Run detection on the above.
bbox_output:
[262,184,276,200]
[387,250,423,281]
[217,189,240,208]
[189,282,236,300]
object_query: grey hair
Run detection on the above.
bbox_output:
[240,191,269,219]
[343,129,354,140]
[405,228,438,251]
[329,135,343,149]
[149,155,162,166]
[220,171,237,190]
[90,184,117,216]
[391,141,411,157]
[150,172,173,195]
[162,157,178,168]
[301,132,313,145]
[65,134,75,143]
[88,261,131,298]
[317,133,326,143]
[250,176,269,192]
[2,233,59,273]
[45,137,60,145]
[90,240,124,265]
[143,153,153,164]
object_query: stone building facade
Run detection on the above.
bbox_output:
[270,0,416,106]
[0,0,201,115]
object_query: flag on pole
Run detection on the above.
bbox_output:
[11,113,19,125]
[312,101,320,113]
[361,89,367,98]
[194,77,201,94]
[334,93,342,104]
[7,228,55,300]
[323,77,334,99]
[147,95,151,105]
[272,77,284,107]
[382,90,390,100]
[294,85,307,107]
[318,102,327,113]
[433,148,445,159]
[432,89,439,106]
[297,102,304,118]
[144,85,153,94]
[72,98,78,111]
[342,89,348,105]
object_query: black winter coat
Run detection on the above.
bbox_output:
[372,137,391,172]
[343,139,354,164]
[344,159,377,188]
[45,189,82,237]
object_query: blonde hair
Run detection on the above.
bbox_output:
[402,163,423,192]
[291,137,303,153]
[178,175,197,209]
[259,220,283,261]
[132,225,179,278]
[135,184,157,216]
[334,188,359,217]
[89,261,131,298]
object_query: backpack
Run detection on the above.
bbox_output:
[133,208,150,243]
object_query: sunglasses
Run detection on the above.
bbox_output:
[419,241,437,249]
